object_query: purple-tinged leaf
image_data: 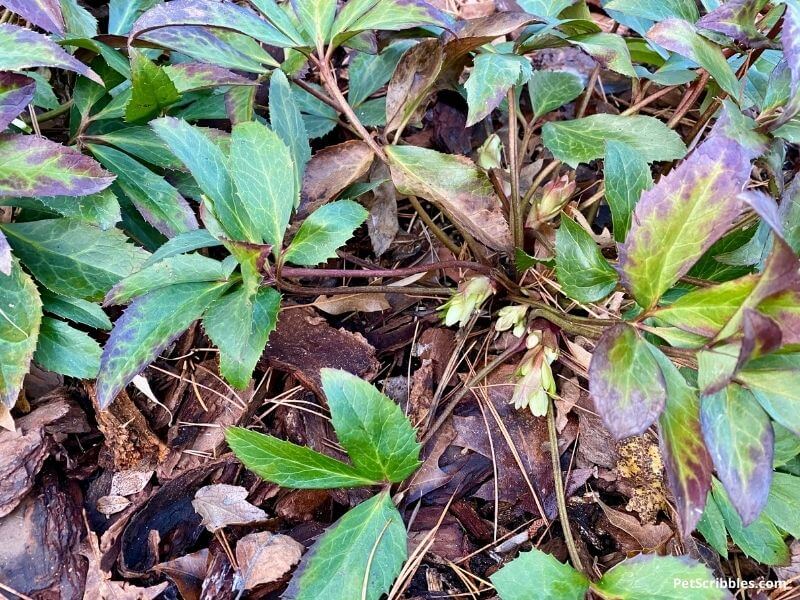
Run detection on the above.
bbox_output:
[619,135,751,309]
[333,0,450,37]
[0,73,36,131]
[700,383,773,525]
[740,190,783,236]
[96,280,230,408]
[1,0,65,34]
[710,99,768,160]
[696,0,768,48]
[164,63,256,93]
[779,1,800,122]
[129,0,296,49]
[739,354,800,437]
[588,323,667,439]
[653,348,712,535]
[0,134,114,198]
[0,230,10,276]
[759,290,800,344]
[0,24,102,85]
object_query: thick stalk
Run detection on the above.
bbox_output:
[507,87,524,253]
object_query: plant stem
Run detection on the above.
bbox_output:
[280,260,492,280]
[23,100,73,125]
[547,399,584,572]
[507,87,524,253]
[620,85,678,116]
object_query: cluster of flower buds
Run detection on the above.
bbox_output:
[494,304,528,337]
[439,275,495,327]
[510,328,559,417]
[525,174,576,228]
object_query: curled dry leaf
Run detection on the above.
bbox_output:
[313,293,391,314]
[234,530,304,592]
[154,549,209,600]
[110,470,154,497]
[192,484,268,532]
[96,494,132,516]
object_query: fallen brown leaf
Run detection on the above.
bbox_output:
[154,549,209,600]
[233,530,304,592]
[192,484,268,532]
[312,292,391,315]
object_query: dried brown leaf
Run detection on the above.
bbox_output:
[192,484,268,532]
[233,531,304,592]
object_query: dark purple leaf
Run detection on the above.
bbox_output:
[1,0,65,34]
[0,73,36,131]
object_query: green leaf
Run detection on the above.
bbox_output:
[293,0,336,45]
[738,354,800,436]
[40,289,111,331]
[588,323,666,439]
[320,369,420,482]
[334,0,449,35]
[125,48,180,123]
[88,143,198,237]
[592,554,725,599]
[555,214,618,303]
[712,478,789,566]
[348,42,414,107]
[603,0,699,22]
[230,120,297,248]
[284,200,368,266]
[85,127,183,170]
[696,492,729,557]
[527,70,584,119]
[2,189,121,230]
[0,134,114,198]
[225,426,378,488]
[541,114,686,168]
[96,281,229,408]
[647,19,741,100]
[269,69,311,195]
[284,492,407,600]
[570,32,636,77]
[764,472,800,537]
[655,351,712,536]
[517,0,576,19]
[225,85,256,125]
[0,260,42,407]
[490,548,589,600]
[105,253,228,305]
[700,383,773,525]
[465,53,531,126]
[1,219,148,301]
[144,229,221,268]
[619,136,751,310]
[603,140,652,242]
[108,0,160,35]
[33,316,100,379]
[204,285,280,389]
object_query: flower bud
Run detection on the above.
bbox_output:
[476,134,503,170]
[510,336,559,416]
[439,275,495,327]
[526,175,576,227]
[495,304,528,337]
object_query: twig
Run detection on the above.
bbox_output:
[407,195,462,255]
[279,260,492,280]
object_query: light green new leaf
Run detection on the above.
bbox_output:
[126,48,180,123]
[465,53,532,126]
[284,492,407,600]
[88,143,198,237]
[0,219,148,301]
[230,120,297,249]
[555,214,618,302]
[40,289,111,331]
[603,0,698,22]
[490,549,589,600]
[527,70,584,119]
[603,140,652,242]
[647,19,741,100]
[284,200,368,266]
[321,369,421,482]
[34,317,100,379]
[293,0,336,45]
[764,472,800,537]
[593,554,725,599]
[542,114,686,167]
[225,426,378,488]
[105,253,228,305]
[571,32,636,77]
[0,260,42,407]
[204,285,280,389]
[96,281,229,408]
[269,69,311,195]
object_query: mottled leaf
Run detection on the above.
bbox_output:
[40,289,112,331]
[603,0,698,23]
[603,140,652,242]
[348,41,413,107]
[269,69,310,194]
[89,143,197,237]
[527,70,583,119]
[555,214,618,302]
[619,136,751,309]
[164,62,255,94]
[283,492,406,600]
[0,134,114,198]
[697,0,767,48]
[0,73,36,132]
[96,280,229,408]
[490,548,589,600]
[647,19,741,100]
[225,426,378,488]
[336,0,449,35]
[0,259,42,407]
[465,53,531,126]
[589,323,667,439]
[570,32,636,77]
[700,383,773,525]
[204,285,280,389]
[33,317,100,379]
[1,0,65,34]
[0,24,101,84]
[129,0,296,48]
[542,114,686,168]
[759,289,800,345]
[292,0,336,45]
[0,219,148,301]
[284,200,368,266]
[321,369,420,482]
[3,189,121,230]
[386,144,512,251]
[654,350,712,535]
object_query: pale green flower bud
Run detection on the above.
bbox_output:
[495,304,528,337]
[477,134,503,170]
[526,175,576,227]
[439,275,495,327]
[510,336,559,416]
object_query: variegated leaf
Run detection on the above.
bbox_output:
[0,73,36,131]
